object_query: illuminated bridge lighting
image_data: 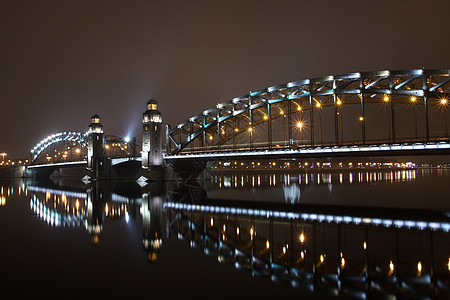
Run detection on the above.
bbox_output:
[163,141,450,160]
[164,202,450,232]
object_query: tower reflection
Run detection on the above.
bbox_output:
[86,182,105,244]
[141,182,165,262]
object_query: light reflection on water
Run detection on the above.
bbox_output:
[0,168,449,299]
[210,168,450,211]
[215,169,419,189]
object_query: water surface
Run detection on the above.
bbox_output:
[0,167,449,299]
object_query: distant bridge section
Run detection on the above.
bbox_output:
[30,132,86,162]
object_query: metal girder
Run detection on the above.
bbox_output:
[394,76,420,90]
[168,69,450,155]
[429,77,450,92]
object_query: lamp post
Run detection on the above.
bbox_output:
[316,102,322,145]
[0,153,6,162]
[359,116,365,143]
[383,96,391,142]
[441,99,448,137]
[297,122,303,146]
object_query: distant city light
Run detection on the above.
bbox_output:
[124,136,131,143]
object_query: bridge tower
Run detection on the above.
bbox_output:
[87,114,106,179]
[142,99,164,180]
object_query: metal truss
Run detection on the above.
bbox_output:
[167,69,450,155]
[30,132,87,162]
[30,132,132,163]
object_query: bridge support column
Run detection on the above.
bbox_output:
[423,73,430,142]
[333,93,339,145]
[389,79,396,143]
[267,103,272,149]
[141,99,166,182]
[391,97,396,143]
[309,86,315,146]
[288,100,293,147]
[360,92,366,143]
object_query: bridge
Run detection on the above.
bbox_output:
[27,69,450,179]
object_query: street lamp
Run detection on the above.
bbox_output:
[0,153,6,162]
[297,122,303,145]
[316,102,322,144]
[440,98,448,137]
[409,96,418,139]
[383,95,391,141]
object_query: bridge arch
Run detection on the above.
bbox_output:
[30,132,87,163]
[30,132,136,164]
[167,69,450,155]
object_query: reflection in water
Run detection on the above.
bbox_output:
[213,169,430,205]
[12,172,450,299]
[283,184,301,204]
[215,169,419,190]
[141,184,164,262]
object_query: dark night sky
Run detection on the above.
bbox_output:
[1,0,449,158]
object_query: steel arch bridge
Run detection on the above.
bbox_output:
[30,131,136,164]
[30,132,87,163]
[167,69,450,155]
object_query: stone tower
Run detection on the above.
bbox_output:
[87,114,105,179]
[142,99,163,180]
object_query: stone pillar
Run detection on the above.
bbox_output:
[141,99,164,181]
[86,114,107,180]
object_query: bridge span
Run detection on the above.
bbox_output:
[26,69,450,179]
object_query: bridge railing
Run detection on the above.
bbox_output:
[168,136,450,156]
